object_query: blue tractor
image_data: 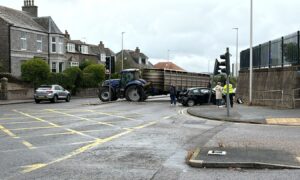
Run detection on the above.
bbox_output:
[99,69,149,102]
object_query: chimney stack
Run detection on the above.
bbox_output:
[135,47,140,54]
[22,0,38,17]
[98,41,105,49]
[64,30,70,40]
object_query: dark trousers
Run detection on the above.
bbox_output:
[170,95,176,105]
[224,94,234,107]
[216,99,222,106]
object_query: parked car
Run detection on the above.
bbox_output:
[178,87,216,107]
[34,85,71,103]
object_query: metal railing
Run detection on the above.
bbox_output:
[293,88,300,108]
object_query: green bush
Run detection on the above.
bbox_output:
[63,67,82,94]
[83,64,105,87]
[47,73,71,89]
[21,58,50,88]
[80,73,97,88]
[79,60,94,70]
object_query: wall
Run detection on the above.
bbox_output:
[7,88,34,100]
[236,66,300,108]
[0,18,10,72]
[75,88,98,97]
[10,27,49,77]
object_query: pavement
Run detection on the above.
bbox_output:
[187,104,300,126]
[187,104,300,169]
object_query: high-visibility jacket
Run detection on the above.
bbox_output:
[223,84,234,94]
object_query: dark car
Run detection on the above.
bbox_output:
[34,85,71,103]
[178,87,216,107]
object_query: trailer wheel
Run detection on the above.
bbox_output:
[125,85,143,102]
[99,87,112,102]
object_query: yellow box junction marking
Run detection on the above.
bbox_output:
[0,124,37,149]
[46,109,115,127]
[0,124,18,138]
[87,110,137,121]
[22,141,36,149]
[13,110,100,140]
[266,118,300,125]
[22,121,157,173]
[9,126,55,131]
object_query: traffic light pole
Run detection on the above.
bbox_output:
[109,57,111,102]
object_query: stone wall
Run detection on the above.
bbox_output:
[236,66,300,108]
[7,88,34,100]
[75,88,98,97]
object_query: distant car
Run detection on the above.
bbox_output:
[178,87,216,107]
[34,85,71,103]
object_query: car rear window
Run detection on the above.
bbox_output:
[37,86,52,90]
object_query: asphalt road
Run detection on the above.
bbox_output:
[0,97,299,180]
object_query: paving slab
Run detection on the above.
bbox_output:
[189,147,300,169]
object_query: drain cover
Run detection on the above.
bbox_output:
[207,150,227,156]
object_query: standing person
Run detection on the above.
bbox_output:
[223,82,234,108]
[169,83,177,106]
[215,82,223,107]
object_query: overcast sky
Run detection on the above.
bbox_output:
[1,0,300,73]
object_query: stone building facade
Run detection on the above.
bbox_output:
[0,0,66,76]
[115,47,153,73]
[64,31,115,68]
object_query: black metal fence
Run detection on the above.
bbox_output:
[240,31,300,69]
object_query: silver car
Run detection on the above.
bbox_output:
[34,85,71,103]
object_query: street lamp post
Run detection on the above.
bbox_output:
[249,0,253,105]
[121,32,125,70]
[233,28,239,77]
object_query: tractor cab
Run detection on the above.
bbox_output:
[120,69,141,87]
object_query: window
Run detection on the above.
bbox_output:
[100,53,106,62]
[51,37,56,53]
[81,45,88,54]
[20,31,27,50]
[58,38,64,54]
[36,35,42,52]
[59,62,64,72]
[138,57,142,64]
[52,62,57,72]
[70,62,79,67]
[67,43,75,53]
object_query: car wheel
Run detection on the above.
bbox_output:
[35,99,40,104]
[65,95,71,102]
[51,95,58,103]
[187,99,195,107]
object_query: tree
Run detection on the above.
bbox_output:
[21,58,50,88]
[83,64,105,87]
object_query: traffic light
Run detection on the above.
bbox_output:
[105,57,110,72]
[219,47,230,75]
[110,56,115,74]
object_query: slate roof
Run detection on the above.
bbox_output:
[0,5,46,32]
[154,62,185,71]
[33,16,63,34]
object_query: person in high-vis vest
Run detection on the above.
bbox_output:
[223,83,234,108]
